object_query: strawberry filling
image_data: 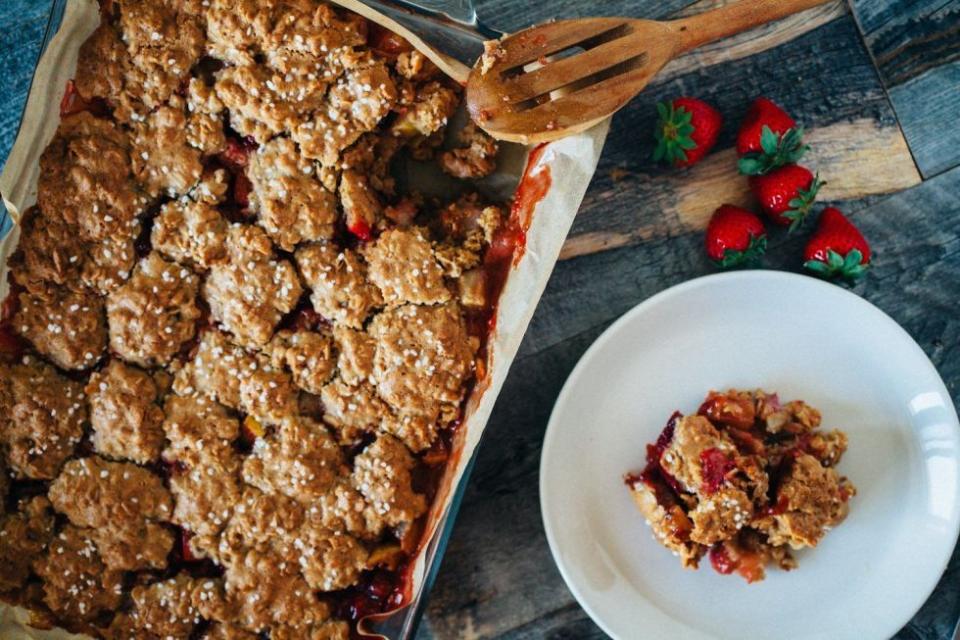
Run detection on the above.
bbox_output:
[346,218,374,242]
[709,542,765,582]
[699,447,736,494]
[59,80,109,119]
[218,137,257,171]
[367,23,413,58]
[698,392,756,429]
[709,543,736,574]
[233,172,252,210]
[641,411,685,496]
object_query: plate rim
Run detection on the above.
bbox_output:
[539,269,960,640]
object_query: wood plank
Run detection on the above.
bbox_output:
[472,0,697,34]
[419,165,960,640]
[657,0,848,84]
[887,63,960,179]
[562,14,919,261]
[849,0,960,177]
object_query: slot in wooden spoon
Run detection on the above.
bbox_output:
[466,0,832,144]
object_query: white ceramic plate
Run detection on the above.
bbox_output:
[540,271,960,640]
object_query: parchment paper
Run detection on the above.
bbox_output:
[0,0,610,636]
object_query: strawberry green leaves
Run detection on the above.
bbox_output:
[738,126,809,176]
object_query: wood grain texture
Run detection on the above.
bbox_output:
[849,0,960,177]
[418,164,960,640]
[473,0,697,33]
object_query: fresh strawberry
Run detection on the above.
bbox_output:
[705,205,767,268]
[737,98,808,175]
[653,97,723,168]
[749,164,822,231]
[803,207,870,280]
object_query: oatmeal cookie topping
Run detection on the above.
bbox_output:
[204,0,366,65]
[296,242,382,329]
[186,78,229,155]
[338,170,383,239]
[364,227,450,306]
[174,329,300,423]
[291,56,398,166]
[242,417,346,504]
[151,197,230,270]
[38,113,142,243]
[320,376,390,444]
[9,207,85,291]
[332,326,376,385]
[131,97,205,197]
[204,623,260,640]
[214,63,330,143]
[32,525,125,623]
[0,497,56,592]
[106,574,226,639]
[82,234,139,295]
[76,0,205,122]
[48,456,175,571]
[107,252,202,367]
[440,122,499,179]
[268,329,337,395]
[87,360,166,464]
[352,435,427,529]
[203,224,302,348]
[369,302,475,419]
[391,81,458,138]
[247,137,338,250]
[162,395,243,540]
[0,358,86,480]
[14,284,107,371]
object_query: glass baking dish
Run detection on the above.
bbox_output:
[0,2,607,638]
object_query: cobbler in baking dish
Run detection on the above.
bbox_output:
[625,389,855,582]
[0,0,519,638]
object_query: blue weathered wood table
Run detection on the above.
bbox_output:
[1,0,957,638]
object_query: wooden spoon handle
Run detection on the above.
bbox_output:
[670,0,833,53]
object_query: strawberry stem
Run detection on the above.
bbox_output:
[804,249,868,281]
[784,174,824,233]
[715,234,767,269]
[738,126,810,176]
[653,101,697,166]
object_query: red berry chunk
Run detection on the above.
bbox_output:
[709,543,736,574]
[699,447,736,494]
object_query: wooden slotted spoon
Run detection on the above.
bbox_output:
[466,0,832,144]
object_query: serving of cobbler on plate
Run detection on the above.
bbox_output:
[625,389,856,583]
[0,0,523,638]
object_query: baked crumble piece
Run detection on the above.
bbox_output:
[624,389,856,582]
[106,252,202,367]
[0,357,86,480]
[247,137,338,251]
[150,197,229,270]
[295,241,382,329]
[14,284,107,370]
[203,224,303,348]
[0,0,516,636]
